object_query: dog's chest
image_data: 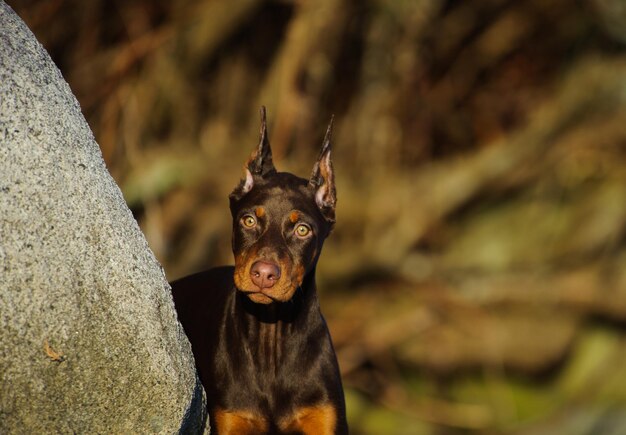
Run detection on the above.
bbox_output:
[215,313,327,402]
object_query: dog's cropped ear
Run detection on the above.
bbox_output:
[231,107,276,201]
[309,117,336,224]
[247,106,275,177]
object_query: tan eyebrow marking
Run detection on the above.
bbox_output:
[289,211,300,223]
[255,207,265,218]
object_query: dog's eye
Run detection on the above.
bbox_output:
[242,215,257,228]
[295,224,311,238]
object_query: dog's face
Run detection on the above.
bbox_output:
[229,108,336,304]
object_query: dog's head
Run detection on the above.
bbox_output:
[229,107,336,304]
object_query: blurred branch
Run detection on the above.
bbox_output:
[323,58,626,282]
[183,0,262,66]
[258,0,349,157]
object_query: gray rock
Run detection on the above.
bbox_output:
[0,2,208,433]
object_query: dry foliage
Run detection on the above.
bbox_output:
[11,0,626,433]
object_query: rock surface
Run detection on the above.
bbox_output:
[0,2,208,433]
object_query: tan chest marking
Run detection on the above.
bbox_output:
[213,408,268,435]
[278,404,337,435]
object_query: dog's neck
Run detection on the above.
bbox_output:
[229,271,324,374]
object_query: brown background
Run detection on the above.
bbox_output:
[9,0,626,433]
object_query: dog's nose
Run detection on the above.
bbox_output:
[250,261,281,289]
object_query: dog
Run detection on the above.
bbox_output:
[171,107,348,434]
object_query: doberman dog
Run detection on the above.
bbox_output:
[171,107,348,434]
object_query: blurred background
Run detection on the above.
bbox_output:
[8,0,626,433]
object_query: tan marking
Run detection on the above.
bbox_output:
[234,247,301,303]
[294,264,306,286]
[248,293,273,304]
[279,404,337,435]
[255,207,265,218]
[214,408,268,435]
[289,211,300,223]
[233,250,252,291]
[43,339,65,362]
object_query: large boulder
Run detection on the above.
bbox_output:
[0,2,208,433]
